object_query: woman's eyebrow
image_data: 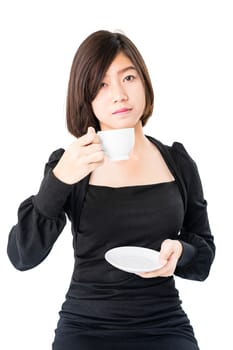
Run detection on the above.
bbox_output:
[118,66,137,74]
[104,66,137,78]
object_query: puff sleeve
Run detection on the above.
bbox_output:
[7,149,72,271]
[172,143,216,281]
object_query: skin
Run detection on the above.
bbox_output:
[53,52,183,278]
[91,52,146,131]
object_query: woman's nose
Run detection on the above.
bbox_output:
[111,83,128,103]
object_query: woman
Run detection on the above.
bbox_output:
[7,30,215,349]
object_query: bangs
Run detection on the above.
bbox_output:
[87,41,120,101]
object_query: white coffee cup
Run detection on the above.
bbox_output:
[97,128,135,161]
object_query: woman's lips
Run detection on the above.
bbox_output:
[112,108,132,115]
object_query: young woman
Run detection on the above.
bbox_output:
[7,30,215,349]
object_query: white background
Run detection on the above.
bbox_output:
[0,1,232,349]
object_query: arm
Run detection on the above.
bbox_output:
[173,142,215,281]
[7,128,104,271]
[137,142,215,281]
[7,149,72,271]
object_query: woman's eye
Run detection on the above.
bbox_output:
[124,75,135,82]
[100,82,107,88]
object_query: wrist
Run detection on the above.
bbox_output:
[53,166,72,185]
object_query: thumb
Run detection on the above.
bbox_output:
[159,239,173,265]
[79,126,96,146]
[87,126,95,134]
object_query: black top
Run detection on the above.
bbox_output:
[76,182,183,288]
[6,137,215,339]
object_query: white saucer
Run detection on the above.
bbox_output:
[105,246,163,273]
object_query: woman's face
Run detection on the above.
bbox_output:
[91,52,146,131]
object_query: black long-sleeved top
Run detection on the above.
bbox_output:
[7,137,215,281]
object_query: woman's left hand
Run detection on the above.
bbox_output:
[136,239,183,278]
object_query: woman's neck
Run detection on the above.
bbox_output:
[131,122,156,159]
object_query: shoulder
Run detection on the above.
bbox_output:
[147,136,202,196]
[147,136,197,172]
[47,148,65,163]
[44,148,65,175]
[39,148,65,175]
[169,142,198,172]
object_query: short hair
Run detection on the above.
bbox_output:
[66,30,154,137]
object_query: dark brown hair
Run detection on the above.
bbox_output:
[66,30,154,137]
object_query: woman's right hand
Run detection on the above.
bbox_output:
[53,127,105,184]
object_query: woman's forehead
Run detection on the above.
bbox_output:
[103,52,135,77]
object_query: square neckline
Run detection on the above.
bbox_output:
[88,180,176,190]
[88,137,176,189]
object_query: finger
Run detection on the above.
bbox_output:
[82,143,103,156]
[85,150,105,164]
[135,269,163,278]
[136,261,174,278]
[135,262,168,278]
[157,254,178,276]
[92,133,102,144]
[86,157,105,173]
[166,252,179,272]
[88,126,95,133]
[88,126,102,144]
[78,127,98,146]
[159,239,173,265]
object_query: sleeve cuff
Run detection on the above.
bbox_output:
[177,241,197,267]
[33,168,72,218]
